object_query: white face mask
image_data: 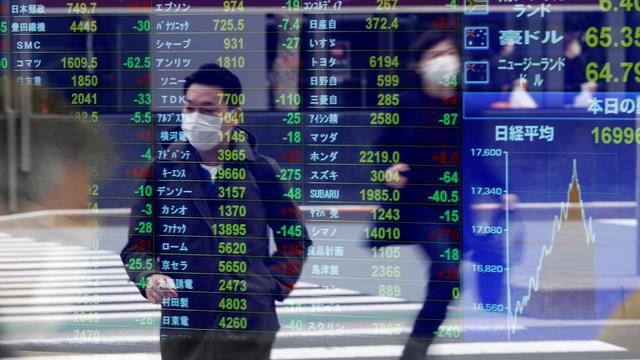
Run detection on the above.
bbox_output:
[421,55,460,87]
[181,112,222,152]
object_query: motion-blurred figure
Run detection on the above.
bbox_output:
[375,32,460,360]
[0,80,113,357]
[0,81,112,215]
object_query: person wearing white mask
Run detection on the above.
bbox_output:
[180,77,239,171]
[416,34,460,100]
[121,64,310,360]
[385,32,460,189]
[371,33,460,360]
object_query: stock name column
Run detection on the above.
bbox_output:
[150,0,255,336]
[299,0,355,336]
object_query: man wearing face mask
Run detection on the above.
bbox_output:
[121,64,310,360]
[372,32,460,360]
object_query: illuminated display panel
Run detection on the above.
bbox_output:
[0,1,638,359]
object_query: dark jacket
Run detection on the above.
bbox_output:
[121,127,310,336]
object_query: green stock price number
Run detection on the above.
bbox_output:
[586,62,640,83]
[126,258,153,271]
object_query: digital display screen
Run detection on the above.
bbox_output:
[0,1,638,359]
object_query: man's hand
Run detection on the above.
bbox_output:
[145,274,178,304]
[385,163,410,189]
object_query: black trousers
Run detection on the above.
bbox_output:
[160,332,277,360]
[409,242,458,339]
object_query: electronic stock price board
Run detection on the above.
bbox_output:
[1,0,640,358]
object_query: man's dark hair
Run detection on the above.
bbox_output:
[411,32,458,64]
[183,63,243,107]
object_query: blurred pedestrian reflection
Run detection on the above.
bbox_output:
[0,79,113,357]
[372,32,460,360]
